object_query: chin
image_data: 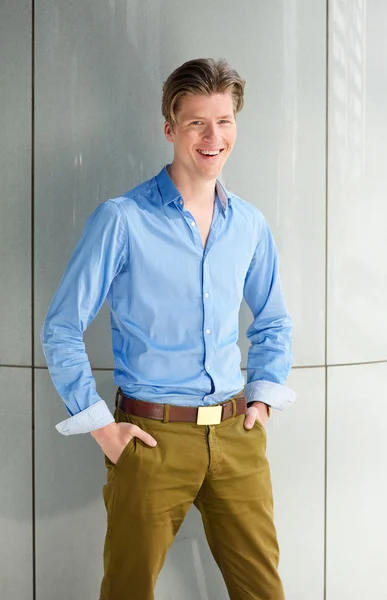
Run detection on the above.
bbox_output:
[199,167,222,180]
[196,159,225,174]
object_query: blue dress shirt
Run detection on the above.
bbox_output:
[41,165,296,435]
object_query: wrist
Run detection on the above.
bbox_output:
[90,421,117,442]
[262,403,271,418]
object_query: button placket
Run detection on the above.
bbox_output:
[202,258,214,381]
[182,210,203,251]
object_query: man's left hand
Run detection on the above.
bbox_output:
[244,401,269,430]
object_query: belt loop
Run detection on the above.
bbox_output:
[231,397,237,418]
[163,404,170,424]
[115,387,120,408]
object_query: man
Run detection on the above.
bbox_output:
[41,58,296,600]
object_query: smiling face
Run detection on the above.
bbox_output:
[164,92,237,182]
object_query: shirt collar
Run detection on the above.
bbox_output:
[155,165,232,212]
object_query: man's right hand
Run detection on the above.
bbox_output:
[90,421,157,465]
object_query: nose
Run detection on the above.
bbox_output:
[202,123,221,144]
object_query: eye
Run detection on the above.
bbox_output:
[191,121,203,125]
[219,119,231,124]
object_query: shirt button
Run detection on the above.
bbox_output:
[206,364,211,371]
[191,221,196,227]
[179,199,183,205]
[205,292,209,298]
[205,329,211,335]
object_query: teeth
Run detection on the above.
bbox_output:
[198,150,220,156]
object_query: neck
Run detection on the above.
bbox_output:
[167,162,217,207]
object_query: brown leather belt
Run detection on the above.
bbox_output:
[115,388,246,425]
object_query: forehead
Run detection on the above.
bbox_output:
[176,92,234,119]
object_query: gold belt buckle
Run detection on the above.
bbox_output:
[196,405,222,425]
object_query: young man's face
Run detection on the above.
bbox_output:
[164,92,237,182]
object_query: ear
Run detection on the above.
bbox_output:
[164,121,175,143]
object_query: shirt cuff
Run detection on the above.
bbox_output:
[55,400,115,435]
[244,380,297,411]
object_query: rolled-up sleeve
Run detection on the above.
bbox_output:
[243,216,297,410]
[40,200,127,434]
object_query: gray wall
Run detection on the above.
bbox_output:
[1,1,387,598]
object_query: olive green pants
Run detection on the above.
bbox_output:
[99,401,284,600]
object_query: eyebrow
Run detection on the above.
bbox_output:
[182,114,235,121]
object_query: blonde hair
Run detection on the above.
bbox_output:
[162,58,245,125]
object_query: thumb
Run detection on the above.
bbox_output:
[244,412,256,430]
[132,425,158,448]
